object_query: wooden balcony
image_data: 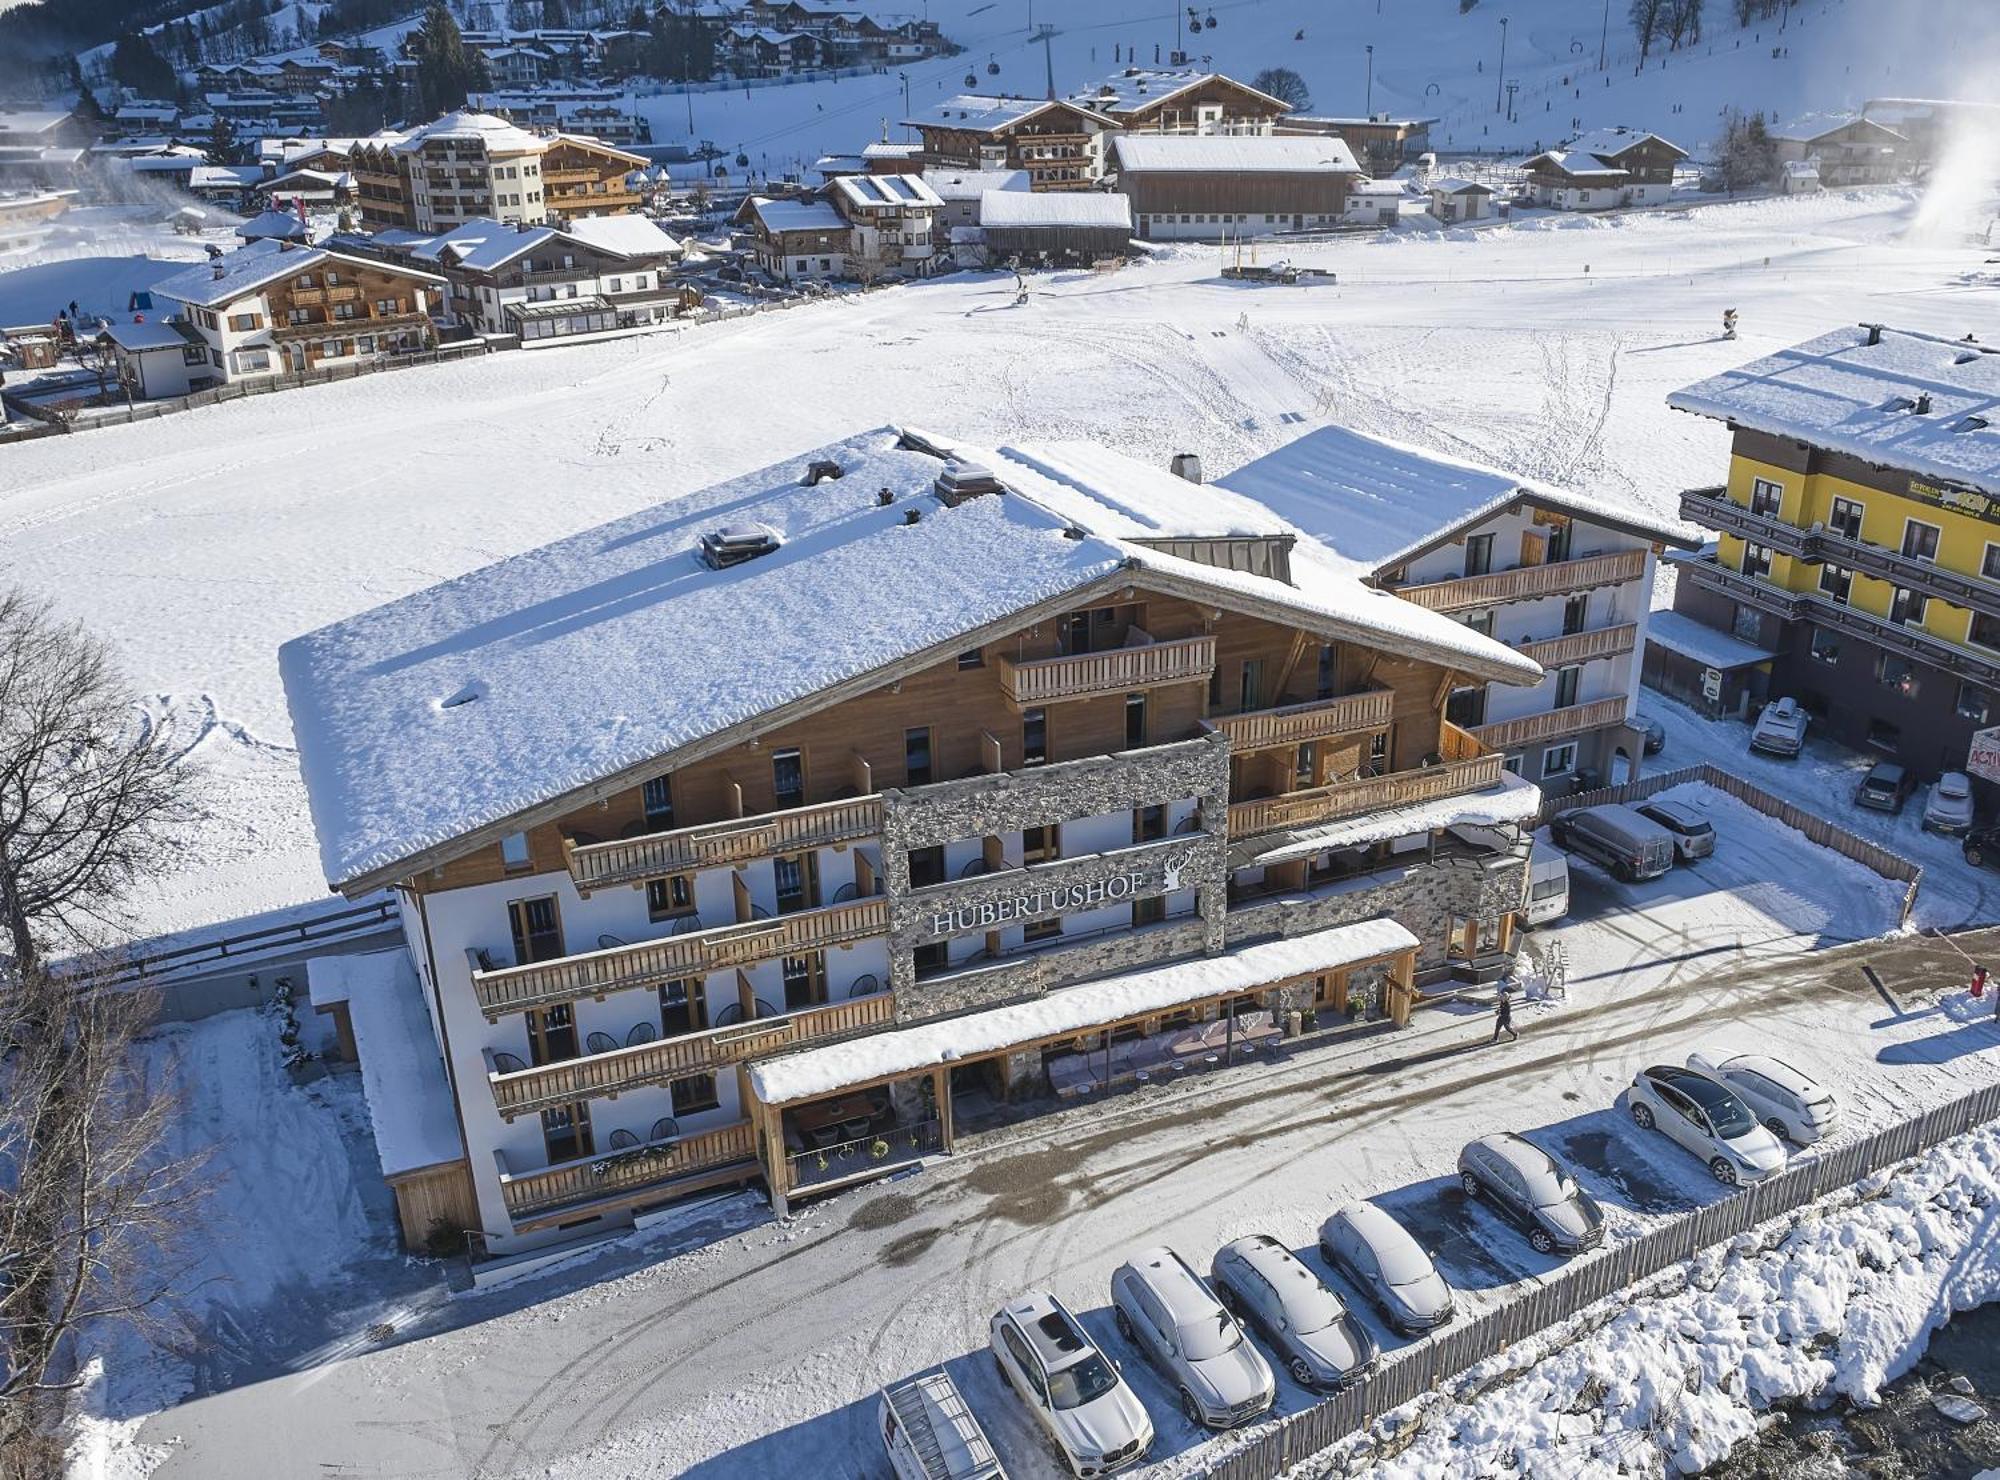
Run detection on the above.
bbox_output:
[1228,746,1506,839]
[1392,549,1648,613]
[497,1119,758,1222]
[993,635,1216,705]
[470,896,891,1020]
[565,795,883,895]
[1469,695,1629,751]
[487,993,895,1121]
[291,288,325,305]
[1211,687,1393,752]
[326,285,360,303]
[1515,623,1638,669]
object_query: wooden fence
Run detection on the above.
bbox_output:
[1203,1079,2000,1479]
[1539,762,1923,927]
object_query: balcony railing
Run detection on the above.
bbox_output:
[1211,687,1394,751]
[470,896,891,1019]
[1515,623,1638,669]
[1391,549,1648,613]
[290,288,325,305]
[1228,747,1506,839]
[1679,485,2000,621]
[993,635,1216,705]
[1468,695,1629,752]
[487,993,895,1120]
[566,795,884,895]
[496,1119,757,1220]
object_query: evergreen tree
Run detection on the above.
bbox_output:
[110,30,178,99]
[1718,109,1779,192]
[411,3,488,116]
[208,113,238,165]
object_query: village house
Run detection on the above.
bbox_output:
[1343,178,1405,227]
[976,189,1132,266]
[96,319,213,400]
[1521,126,1685,211]
[0,109,88,189]
[470,88,651,149]
[736,194,850,280]
[1068,67,1291,137]
[1862,97,2000,173]
[1277,114,1438,174]
[921,167,1030,235]
[1651,325,2000,778]
[1770,115,1908,187]
[826,172,942,277]
[904,95,1116,192]
[1111,134,1361,241]
[1219,427,1696,789]
[279,424,1545,1253]
[148,239,444,382]
[1429,177,1494,224]
[539,133,650,221]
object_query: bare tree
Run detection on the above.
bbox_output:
[1250,67,1311,112]
[0,968,208,1474]
[0,593,205,974]
[1629,0,1666,59]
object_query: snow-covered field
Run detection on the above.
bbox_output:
[2,184,1995,940]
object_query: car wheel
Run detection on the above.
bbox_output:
[1765,1117,1789,1143]
[1630,1101,1655,1130]
[1613,861,1635,883]
[1179,1387,1204,1428]
[1459,1172,1481,1199]
[1114,1307,1135,1341]
[1529,1227,1556,1255]
[1289,1355,1317,1388]
[1968,845,1986,867]
[1710,1157,1739,1187]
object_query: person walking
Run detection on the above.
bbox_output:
[1491,985,1518,1044]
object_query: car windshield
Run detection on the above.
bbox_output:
[1940,776,1971,798]
[1047,1353,1120,1410]
[1525,1167,1578,1209]
[1689,1084,1755,1137]
[1279,1283,1347,1335]
[1180,1310,1242,1361]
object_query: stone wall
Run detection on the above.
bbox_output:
[1228,853,1529,968]
[896,916,1210,1022]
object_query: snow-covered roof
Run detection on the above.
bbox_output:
[977,189,1131,230]
[923,168,1030,201]
[748,919,1419,1104]
[1643,609,1777,670]
[152,239,444,310]
[285,427,1543,890]
[860,141,923,159]
[906,95,1063,134]
[560,212,682,258]
[830,172,943,209]
[1769,112,1904,145]
[238,207,312,241]
[1351,178,1408,197]
[746,195,848,234]
[1666,326,2000,497]
[0,111,70,137]
[1564,126,1685,162]
[1781,159,1821,177]
[1112,135,1360,175]
[410,217,555,272]
[1215,424,1694,574]
[1069,67,1286,119]
[1429,176,1491,195]
[308,950,463,1177]
[1242,770,1543,868]
[984,441,1291,539]
[1520,149,1627,179]
[100,318,198,353]
[390,111,546,155]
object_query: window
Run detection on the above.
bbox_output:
[956,648,984,669]
[1553,665,1581,709]
[1369,730,1390,772]
[1316,643,1337,699]
[287,306,311,325]
[1827,496,1863,539]
[525,1002,579,1064]
[901,725,935,786]
[1973,611,2000,652]
[375,297,399,315]
[672,1073,720,1115]
[781,953,826,1010]
[1238,660,1263,713]
[1810,627,1841,665]
[227,312,260,331]
[646,874,694,921]
[1901,519,1940,562]
[642,774,674,827]
[1022,824,1059,865]
[321,340,341,358]
[507,895,562,964]
[1124,693,1147,749]
[333,302,357,320]
[1445,686,1487,727]
[1540,743,1578,779]
[1959,682,1991,724]
[1741,542,1774,580]
[1501,754,1524,776]
[1022,708,1047,767]
[1134,804,1167,842]
[1462,532,1494,577]
[1867,717,1901,753]
[659,978,705,1036]
[1982,544,2000,582]
[1876,652,1918,697]
[772,747,804,808]
[182,345,206,366]
[540,1101,592,1163]
[773,852,818,914]
[1562,593,1590,635]
[1818,564,1853,603]
[500,831,532,872]
[1890,585,1928,627]
[1023,916,1061,943]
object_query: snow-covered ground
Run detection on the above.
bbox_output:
[2,185,1995,940]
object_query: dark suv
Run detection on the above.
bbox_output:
[1457,1132,1604,1256]
[1965,825,2000,870]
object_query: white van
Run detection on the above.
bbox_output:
[1523,843,1570,926]
[880,1370,1007,1480]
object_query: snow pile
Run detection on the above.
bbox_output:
[1334,1121,2000,1479]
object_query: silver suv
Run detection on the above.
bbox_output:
[1210,1234,1378,1391]
[989,1292,1152,1478]
[1111,1246,1276,1429]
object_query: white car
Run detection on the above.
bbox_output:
[1749,697,1808,757]
[1685,1052,1839,1145]
[990,1292,1152,1478]
[1922,771,1976,835]
[1110,1246,1276,1430]
[1626,1065,1786,1186]
[1318,1201,1456,1336]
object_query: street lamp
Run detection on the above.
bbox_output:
[1598,0,1610,71]
[1495,17,1509,114]
[1365,44,1374,117]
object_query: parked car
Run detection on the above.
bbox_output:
[1110,1247,1276,1430]
[1636,714,1666,755]
[1964,823,2000,869]
[1548,803,1676,882]
[1523,842,1571,927]
[1456,1133,1605,1256]
[1635,799,1716,862]
[1922,771,1977,835]
[1685,1052,1839,1145]
[1210,1234,1378,1392]
[1750,697,1808,757]
[1855,761,1915,813]
[1318,1202,1456,1336]
[1625,1065,1786,1186]
[989,1292,1152,1478]
[879,1370,1008,1480]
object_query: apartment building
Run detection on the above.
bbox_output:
[826,172,942,276]
[904,95,1118,191]
[1655,325,2000,776]
[281,426,1545,1253]
[350,112,552,232]
[1068,68,1290,137]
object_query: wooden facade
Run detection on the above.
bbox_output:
[1086,74,1290,134]
[541,135,647,219]
[387,1158,479,1249]
[912,100,1112,192]
[260,256,437,371]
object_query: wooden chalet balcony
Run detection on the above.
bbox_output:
[470,896,891,1020]
[325,285,360,303]
[487,993,895,1121]
[497,1120,757,1221]
[1392,549,1648,613]
[1228,733,1505,838]
[994,635,1216,705]
[565,795,883,895]
[1469,695,1629,751]
[1515,623,1638,669]
[291,287,325,305]
[1211,686,1393,751]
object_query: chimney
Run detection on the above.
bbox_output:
[1169,451,1204,484]
[1863,322,1884,346]
[1915,392,1932,415]
[212,261,226,280]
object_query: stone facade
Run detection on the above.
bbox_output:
[1227,850,1529,970]
[901,833,1220,945]
[894,916,1210,1021]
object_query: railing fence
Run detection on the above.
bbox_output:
[1201,1080,2000,1479]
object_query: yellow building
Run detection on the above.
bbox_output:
[1653,324,2000,777]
